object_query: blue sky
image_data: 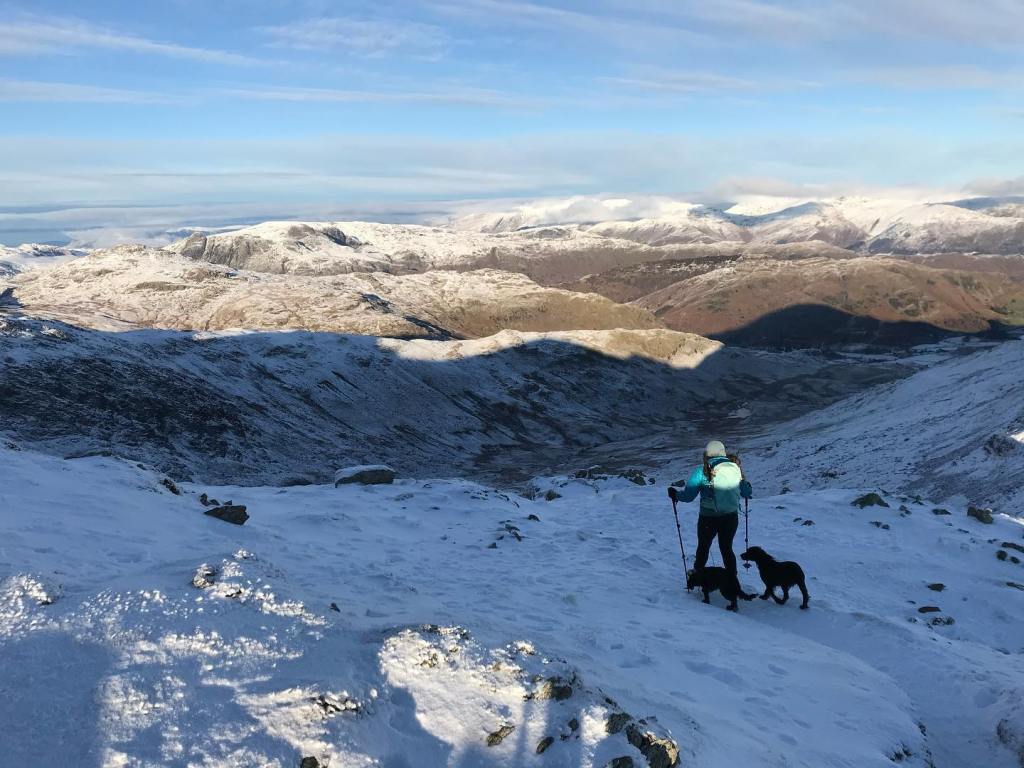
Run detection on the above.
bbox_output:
[0,0,1022,242]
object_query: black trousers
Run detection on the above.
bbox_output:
[694,514,739,574]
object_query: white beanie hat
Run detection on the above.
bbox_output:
[704,439,727,458]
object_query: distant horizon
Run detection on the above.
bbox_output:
[1,0,1022,242]
[2,186,1022,248]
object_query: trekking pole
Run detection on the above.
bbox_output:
[743,497,751,569]
[668,488,690,590]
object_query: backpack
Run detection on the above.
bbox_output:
[707,459,744,513]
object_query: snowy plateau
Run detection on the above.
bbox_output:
[1,193,1023,768]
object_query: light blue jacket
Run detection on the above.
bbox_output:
[678,456,753,516]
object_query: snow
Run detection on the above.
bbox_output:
[0,243,89,276]
[2,436,1021,767]
[3,247,658,337]
[753,338,1024,513]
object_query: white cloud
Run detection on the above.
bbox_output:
[0,78,170,104]
[0,15,258,65]
[963,176,1024,197]
[849,66,1024,90]
[603,71,757,94]
[260,17,448,59]
[223,84,542,108]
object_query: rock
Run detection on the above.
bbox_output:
[534,675,574,701]
[606,712,634,735]
[929,615,955,626]
[927,583,945,592]
[1002,541,1024,554]
[536,736,554,754]
[204,504,249,525]
[870,521,890,530]
[984,434,1017,456]
[932,508,950,516]
[802,519,815,526]
[544,489,561,501]
[853,493,889,508]
[334,464,396,486]
[191,564,217,589]
[198,492,218,507]
[527,513,541,522]
[300,758,320,768]
[626,724,681,768]
[486,723,515,747]
[967,506,994,524]
[313,693,360,716]
[917,606,941,613]
[487,542,498,549]
[1007,581,1024,591]
[329,602,340,612]
[160,477,180,495]
[607,759,635,768]
[997,550,1008,561]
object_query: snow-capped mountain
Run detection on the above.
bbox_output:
[4,245,658,338]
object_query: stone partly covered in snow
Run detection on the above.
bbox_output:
[204,504,249,525]
[334,465,396,486]
[967,506,994,524]
[984,434,1018,456]
[380,625,681,767]
[191,564,217,589]
[313,692,361,716]
[853,492,889,508]
[486,723,515,747]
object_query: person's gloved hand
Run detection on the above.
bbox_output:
[667,486,678,502]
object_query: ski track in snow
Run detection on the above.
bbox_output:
[2,444,1022,767]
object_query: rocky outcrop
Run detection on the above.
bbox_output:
[204,504,249,525]
[334,465,396,486]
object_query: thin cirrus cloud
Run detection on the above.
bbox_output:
[0,78,171,104]
[223,84,546,109]
[0,15,258,65]
[259,17,449,59]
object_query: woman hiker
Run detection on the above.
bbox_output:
[668,440,752,574]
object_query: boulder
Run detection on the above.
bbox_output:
[852,493,889,508]
[626,723,681,768]
[607,759,635,768]
[486,724,515,747]
[606,712,634,735]
[334,465,396,486]
[160,477,180,495]
[300,758,320,768]
[536,736,554,754]
[204,504,249,525]
[967,506,994,524]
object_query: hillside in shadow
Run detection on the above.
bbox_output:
[0,311,910,486]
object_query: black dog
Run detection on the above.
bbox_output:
[740,546,810,609]
[687,567,757,611]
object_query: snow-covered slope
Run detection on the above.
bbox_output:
[754,337,1024,514]
[0,312,904,485]
[867,203,1024,255]
[2,440,1021,767]
[4,246,659,338]
[0,243,88,276]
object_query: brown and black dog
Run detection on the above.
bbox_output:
[741,546,810,609]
